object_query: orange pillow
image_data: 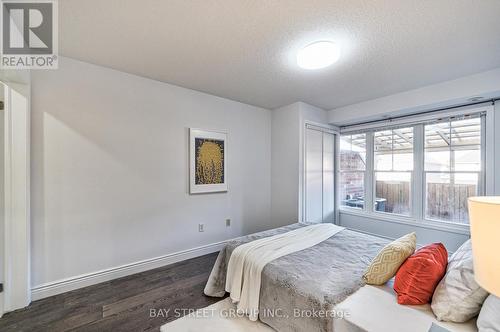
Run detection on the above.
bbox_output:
[394,243,448,305]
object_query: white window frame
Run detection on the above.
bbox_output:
[372,127,414,218]
[338,133,368,212]
[338,104,494,234]
[422,115,485,225]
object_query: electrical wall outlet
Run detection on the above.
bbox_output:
[198,223,204,232]
[226,218,231,227]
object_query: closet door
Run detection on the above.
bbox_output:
[304,127,336,223]
[305,128,324,223]
[322,132,335,222]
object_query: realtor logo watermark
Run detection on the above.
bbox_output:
[1,0,58,69]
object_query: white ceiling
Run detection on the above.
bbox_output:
[59,0,500,110]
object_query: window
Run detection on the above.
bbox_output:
[424,116,482,224]
[340,134,366,209]
[338,107,487,227]
[374,127,413,215]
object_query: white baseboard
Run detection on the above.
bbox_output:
[31,241,226,301]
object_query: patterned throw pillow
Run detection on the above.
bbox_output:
[363,232,417,285]
[431,240,489,323]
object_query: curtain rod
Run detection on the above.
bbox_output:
[340,98,498,130]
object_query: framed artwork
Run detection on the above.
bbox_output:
[189,128,228,194]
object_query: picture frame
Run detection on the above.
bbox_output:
[189,128,228,194]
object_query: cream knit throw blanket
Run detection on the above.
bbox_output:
[225,223,344,321]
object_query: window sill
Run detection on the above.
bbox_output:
[339,208,471,236]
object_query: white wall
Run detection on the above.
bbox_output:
[271,102,329,226]
[339,213,469,252]
[300,102,329,125]
[328,67,500,125]
[30,57,272,288]
[271,103,301,226]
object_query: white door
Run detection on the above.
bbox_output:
[305,128,323,223]
[0,87,4,316]
[304,127,335,223]
[1,82,31,316]
[322,132,335,222]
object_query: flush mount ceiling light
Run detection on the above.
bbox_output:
[297,41,341,70]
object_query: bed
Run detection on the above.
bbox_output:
[204,222,389,332]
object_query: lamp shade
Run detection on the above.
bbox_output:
[468,196,500,296]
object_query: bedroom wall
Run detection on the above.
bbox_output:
[339,213,470,251]
[271,102,329,226]
[328,67,500,126]
[30,57,272,291]
[271,103,301,227]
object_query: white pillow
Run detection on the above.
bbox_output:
[477,295,500,332]
[431,240,489,322]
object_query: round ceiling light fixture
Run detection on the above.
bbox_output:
[297,41,341,70]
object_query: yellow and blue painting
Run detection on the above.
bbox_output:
[195,138,225,184]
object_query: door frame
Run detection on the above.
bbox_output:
[1,80,31,316]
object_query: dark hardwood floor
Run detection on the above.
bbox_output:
[0,252,222,332]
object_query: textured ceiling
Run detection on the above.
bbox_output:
[59,0,500,110]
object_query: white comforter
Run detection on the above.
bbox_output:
[225,223,344,321]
